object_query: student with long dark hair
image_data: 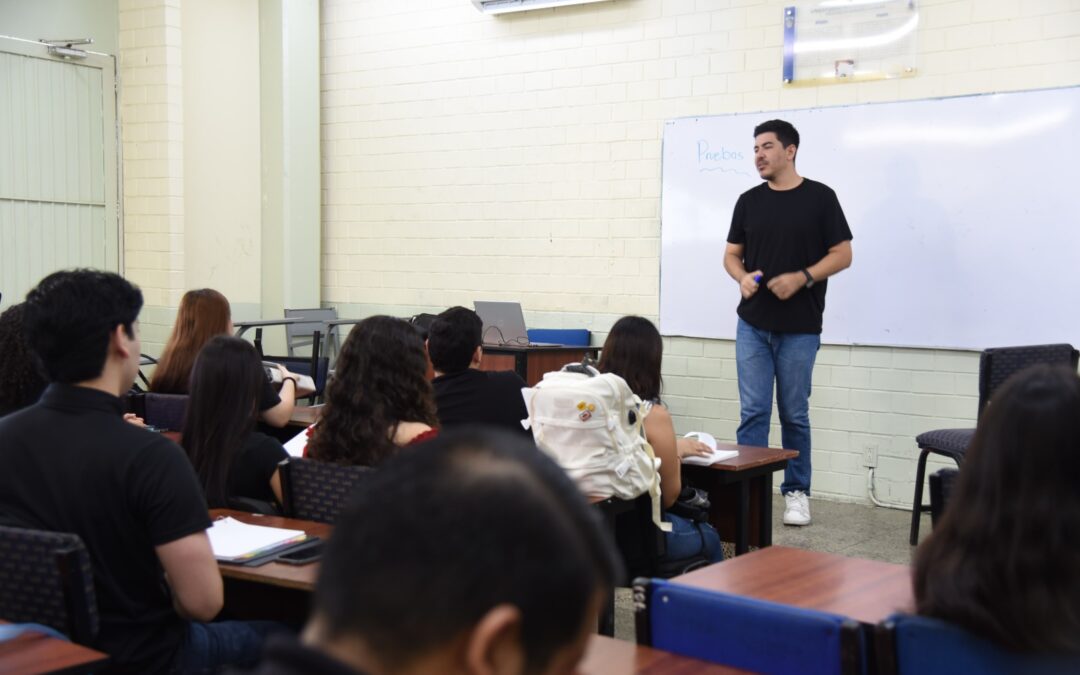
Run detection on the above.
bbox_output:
[151,288,307,427]
[307,316,439,466]
[182,336,288,508]
[0,303,48,417]
[913,364,1080,653]
[598,315,723,563]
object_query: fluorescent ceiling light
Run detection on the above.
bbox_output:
[471,0,615,15]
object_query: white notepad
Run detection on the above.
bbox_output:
[208,517,307,562]
[681,431,740,466]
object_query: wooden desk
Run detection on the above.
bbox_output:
[288,404,322,428]
[211,510,325,592]
[0,623,108,675]
[579,635,753,674]
[211,510,324,623]
[480,344,599,386]
[673,546,913,626]
[681,444,798,556]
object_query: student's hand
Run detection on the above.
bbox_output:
[123,413,146,428]
[677,437,712,459]
[279,366,316,397]
[740,270,764,299]
[766,271,806,300]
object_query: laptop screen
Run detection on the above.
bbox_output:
[473,301,529,346]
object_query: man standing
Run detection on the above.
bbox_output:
[0,269,273,673]
[723,120,853,526]
[428,306,531,437]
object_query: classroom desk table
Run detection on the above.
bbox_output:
[673,546,913,627]
[480,344,600,386]
[288,404,322,428]
[578,635,754,675]
[681,444,798,556]
[234,318,305,357]
[0,622,108,675]
[211,509,325,624]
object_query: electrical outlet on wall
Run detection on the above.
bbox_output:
[863,444,878,468]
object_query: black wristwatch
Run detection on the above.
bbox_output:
[801,269,815,288]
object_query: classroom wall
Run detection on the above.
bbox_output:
[320,0,1080,504]
[182,0,263,316]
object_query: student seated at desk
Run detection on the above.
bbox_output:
[914,364,1080,654]
[427,306,531,437]
[0,303,48,418]
[0,270,279,674]
[151,288,310,427]
[598,316,723,564]
[238,428,621,675]
[183,336,288,509]
[304,316,439,464]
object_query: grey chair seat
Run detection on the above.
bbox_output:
[915,429,973,456]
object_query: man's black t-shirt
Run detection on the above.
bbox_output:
[727,178,852,334]
[229,635,368,675]
[432,369,531,437]
[0,384,211,674]
[225,431,288,507]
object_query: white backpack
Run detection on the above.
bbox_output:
[521,363,670,531]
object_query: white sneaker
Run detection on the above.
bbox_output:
[783,490,811,526]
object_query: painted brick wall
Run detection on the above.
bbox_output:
[320,0,1080,503]
[118,0,185,351]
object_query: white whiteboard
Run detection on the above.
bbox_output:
[659,87,1080,350]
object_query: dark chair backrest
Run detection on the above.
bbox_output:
[598,493,707,580]
[635,578,863,675]
[977,344,1079,417]
[278,457,372,524]
[0,526,99,645]
[876,613,1080,675]
[144,392,189,431]
[928,468,958,527]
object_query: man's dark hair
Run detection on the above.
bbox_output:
[427,306,483,374]
[315,428,622,673]
[754,119,800,154]
[22,269,143,383]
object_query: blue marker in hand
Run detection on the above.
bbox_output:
[754,274,763,283]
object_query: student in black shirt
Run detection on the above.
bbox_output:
[237,429,621,675]
[724,120,853,527]
[428,306,530,437]
[183,336,288,509]
[0,269,277,674]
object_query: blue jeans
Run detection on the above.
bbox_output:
[663,513,723,563]
[170,620,285,674]
[735,318,819,495]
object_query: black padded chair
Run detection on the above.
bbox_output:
[928,468,958,528]
[278,457,372,524]
[909,343,1078,544]
[0,525,99,646]
[143,392,189,432]
[593,494,709,636]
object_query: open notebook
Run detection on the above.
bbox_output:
[208,517,307,562]
[680,431,740,466]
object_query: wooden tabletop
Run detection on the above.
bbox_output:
[579,635,753,674]
[289,405,323,427]
[211,509,327,591]
[673,546,913,625]
[0,624,108,675]
[687,443,799,471]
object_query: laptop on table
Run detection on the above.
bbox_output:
[473,301,559,347]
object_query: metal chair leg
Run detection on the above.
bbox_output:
[909,448,931,545]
